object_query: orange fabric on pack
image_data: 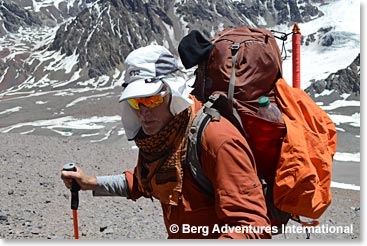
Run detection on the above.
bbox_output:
[273,78,337,219]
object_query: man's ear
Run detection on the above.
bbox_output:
[178,30,213,69]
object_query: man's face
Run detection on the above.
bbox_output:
[130,92,173,136]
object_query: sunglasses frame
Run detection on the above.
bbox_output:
[127,90,169,110]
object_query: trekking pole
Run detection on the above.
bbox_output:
[292,22,301,89]
[63,163,81,239]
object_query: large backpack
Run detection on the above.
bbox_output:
[178,26,337,232]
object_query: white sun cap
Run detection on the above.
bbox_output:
[119,45,193,140]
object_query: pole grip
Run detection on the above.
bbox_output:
[63,163,80,210]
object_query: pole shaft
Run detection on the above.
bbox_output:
[72,209,79,239]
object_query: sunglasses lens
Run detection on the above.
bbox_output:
[127,98,139,109]
[127,92,166,109]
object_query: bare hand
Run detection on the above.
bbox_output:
[61,166,97,191]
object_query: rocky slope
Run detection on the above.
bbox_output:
[0,132,360,239]
[306,54,360,96]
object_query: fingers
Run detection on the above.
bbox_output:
[61,169,79,189]
[63,178,73,189]
[60,167,96,191]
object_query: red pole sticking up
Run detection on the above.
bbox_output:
[292,22,301,89]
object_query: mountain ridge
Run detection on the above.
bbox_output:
[1,0,358,95]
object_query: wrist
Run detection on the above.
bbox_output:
[84,176,97,191]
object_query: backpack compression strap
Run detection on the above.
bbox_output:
[227,43,243,128]
[227,43,240,111]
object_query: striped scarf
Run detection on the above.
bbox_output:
[134,107,192,205]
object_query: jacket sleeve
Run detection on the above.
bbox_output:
[201,118,272,239]
[93,174,130,197]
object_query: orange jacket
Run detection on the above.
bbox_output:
[273,78,337,218]
[124,97,271,239]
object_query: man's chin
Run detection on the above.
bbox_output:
[141,125,159,136]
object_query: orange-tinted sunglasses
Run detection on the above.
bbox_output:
[127,91,169,110]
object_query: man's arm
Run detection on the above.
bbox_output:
[61,167,130,197]
[93,174,130,197]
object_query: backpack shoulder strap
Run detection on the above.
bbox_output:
[187,97,221,197]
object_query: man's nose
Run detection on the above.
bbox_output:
[138,104,151,116]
